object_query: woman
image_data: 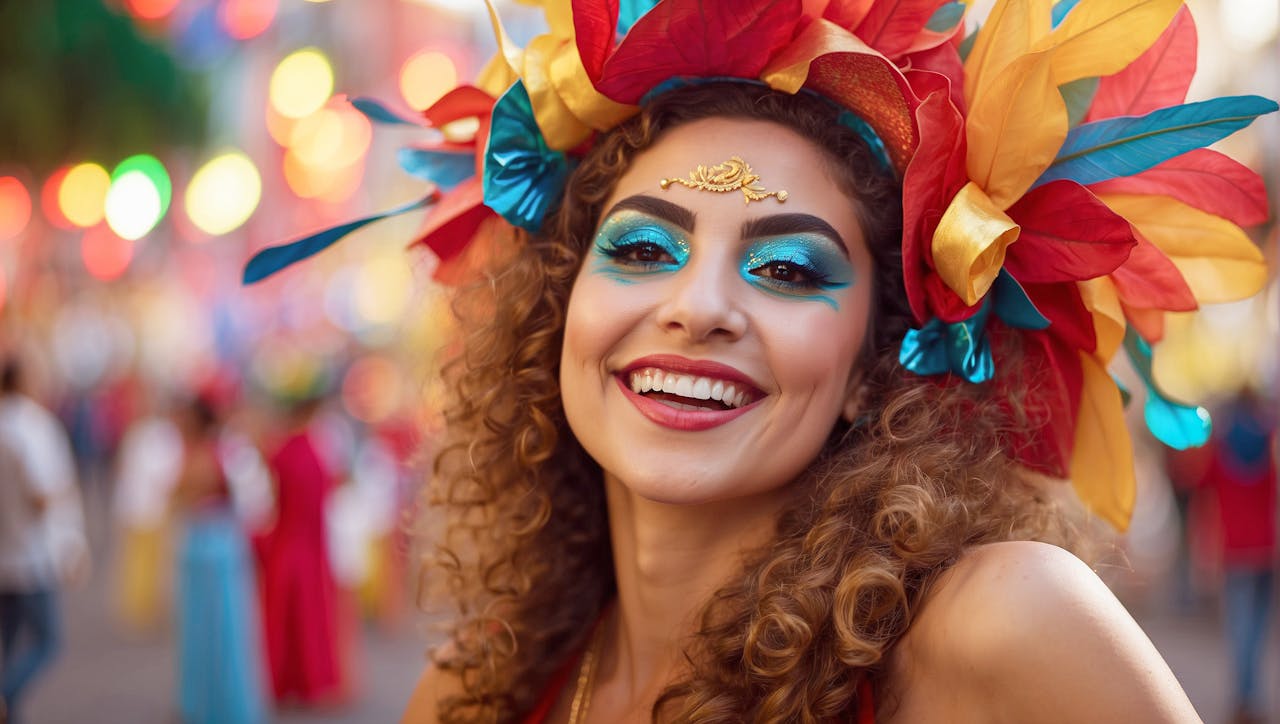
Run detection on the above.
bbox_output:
[245,1,1271,720]
[171,394,266,724]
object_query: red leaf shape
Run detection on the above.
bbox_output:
[1122,303,1165,344]
[822,0,875,30]
[1085,6,1196,121]
[924,271,982,322]
[423,86,496,128]
[855,0,947,60]
[1089,149,1270,228]
[572,0,619,80]
[993,323,1082,479]
[1004,180,1136,284]
[413,177,494,264]
[902,84,966,322]
[596,0,805,104]
[906,42,966,113]
[1108,227,1198,312]
[1021,281,1097,354]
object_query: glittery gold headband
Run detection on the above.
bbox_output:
[659,156,788,204]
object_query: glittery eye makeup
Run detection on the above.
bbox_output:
[740,235,854,309]
[590,210,690,282]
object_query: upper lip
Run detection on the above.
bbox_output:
[619,354,765,395]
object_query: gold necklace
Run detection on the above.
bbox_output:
[567,622,605,724]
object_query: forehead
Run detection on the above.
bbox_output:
[604,117,865,251]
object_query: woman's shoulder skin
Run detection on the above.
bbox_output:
[882,540,1200,723]
[403,661,461,724]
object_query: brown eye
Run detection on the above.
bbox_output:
[753,261,808,284]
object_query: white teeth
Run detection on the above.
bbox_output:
[626,367,755,409]
[710,380,725,401]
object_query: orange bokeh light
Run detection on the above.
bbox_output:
[342,355,402,423]
[124,0,180,20]
[399,50,457,111]
[0,177,32,242]
[81,226,134,280]
[41,167,73,229]
[219,0,278,40]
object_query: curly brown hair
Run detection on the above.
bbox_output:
[424,82,1080,722]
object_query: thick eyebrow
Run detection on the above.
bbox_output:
[600,194,696,232]
[741,214,849,258]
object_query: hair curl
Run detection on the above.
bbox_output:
[423,83,1080,722]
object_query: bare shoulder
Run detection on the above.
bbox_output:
[402,659,463,724]
[891,541,1200,723]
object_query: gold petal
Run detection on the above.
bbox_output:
[932,181,1021,305]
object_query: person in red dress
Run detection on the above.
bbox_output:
[259,397,344,706]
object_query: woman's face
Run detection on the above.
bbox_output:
[560,117,876,505]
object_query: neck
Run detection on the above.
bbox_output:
[598,474,791,709]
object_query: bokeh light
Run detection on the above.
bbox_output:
[59,162,111,228]
[341,354,402,423]
[41,167,73,229]
[399,50,457,111]
[104,171,163,240]
[112,154,172,216]
[124,0,180,20]
[270,48,334,119]
[81,226,134,280]
[354,256,413,326]
[219,0,278,40]
[0,177,33,242]
[185,151,262,236]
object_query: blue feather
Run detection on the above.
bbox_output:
[398,148,475,189]
[350,97,426,127]
[243,195,436,284]
[1051,0,1080,28]
[1123,328,1212,449]
[1034,95,1278,188]
[926,2,965,32]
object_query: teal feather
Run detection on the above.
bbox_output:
[1035,95,1278,188]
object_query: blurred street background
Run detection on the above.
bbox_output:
[0,0,1277,722]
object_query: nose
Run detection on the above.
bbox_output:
[653,250,748,342]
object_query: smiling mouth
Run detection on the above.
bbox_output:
[625,367,757,411]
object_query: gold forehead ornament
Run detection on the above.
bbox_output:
[659,156,788,204]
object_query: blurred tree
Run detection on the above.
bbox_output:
[0,0,208,174]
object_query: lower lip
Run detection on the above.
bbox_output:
[615,376,760,431]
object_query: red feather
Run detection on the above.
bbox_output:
[595,0,805,103]
[1089,149,1270,228]
[902,82,966,322]
[854,0,947,60]
[821,0,875,29]
[1021,281,1097,354]
[422,86,496,128]
[1004,180,1136,283]
[571,0,619,80]
[1122,303,1165,343]
[413,177,494,264]
[1108,228,1198,312]
[1085,5,1196,121]
[994,324,1082,479]
[924,271,983,322]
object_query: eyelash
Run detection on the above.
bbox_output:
[598,229,684,271]
[747,256,833,291]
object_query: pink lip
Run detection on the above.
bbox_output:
[615,355,765,432]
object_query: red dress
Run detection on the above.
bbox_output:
[261,431,344,704]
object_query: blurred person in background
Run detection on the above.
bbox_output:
[1205,389,1277,724]
[0,354,86,724]
[171,391,266,724]
[260,395,346,709]
[111,389,183,635]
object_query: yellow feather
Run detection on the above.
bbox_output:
[963,0,1052,108]
[1070,352,1136,531]
[1078,277,1125,362]
[1036,0,1183,84]
[1098,194,1268,304]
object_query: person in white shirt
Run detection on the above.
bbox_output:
[0,355,86,724]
